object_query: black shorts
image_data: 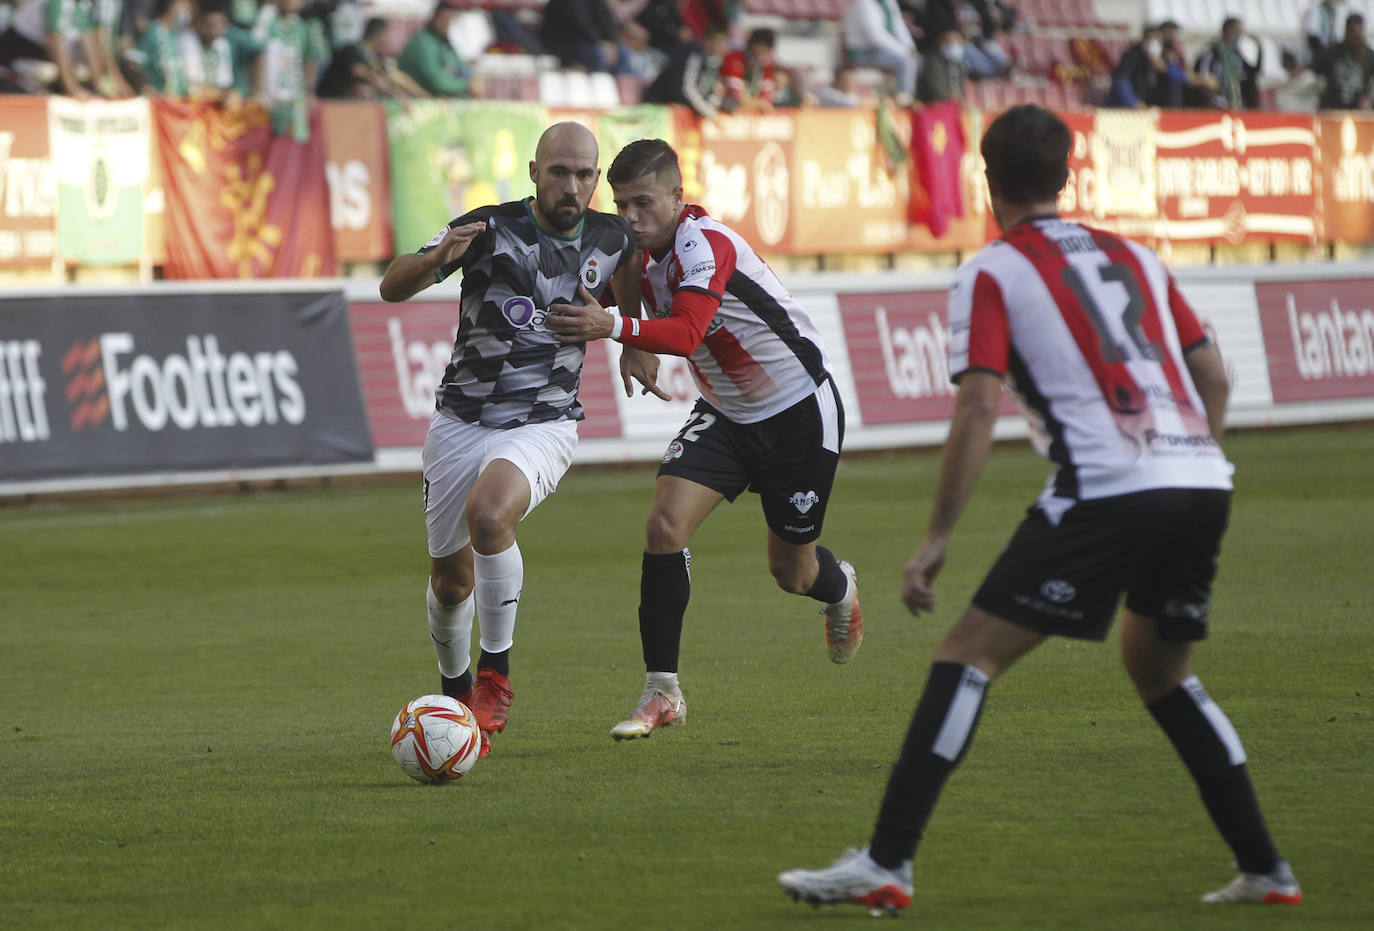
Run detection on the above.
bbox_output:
[972,488,1232,642]
[657,377,845,545]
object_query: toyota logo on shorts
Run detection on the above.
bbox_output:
[1040,579,1076,603]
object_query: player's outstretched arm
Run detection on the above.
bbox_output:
[379,222,486,302]
[902,371,1002,616]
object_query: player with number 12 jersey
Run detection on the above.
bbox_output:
[950,215,1233,519]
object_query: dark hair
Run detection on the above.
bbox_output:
[198,0,232,16]
[1348,12,1365,28]
[608,139,681,187]
[980,105,1071,205]
[1221,16,1242,32]
[364,16,387,39]
[747,28,776,49]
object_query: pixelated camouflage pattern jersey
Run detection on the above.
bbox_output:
[419,197,635,429]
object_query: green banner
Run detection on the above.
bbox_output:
[593,105,674,161]
[47,98,150,266]
[385,100,550,253]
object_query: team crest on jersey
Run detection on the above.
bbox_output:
[662,441,684,463]
[789,490,820,514]
[581,258,600,289]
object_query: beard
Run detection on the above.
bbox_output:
[541,195,585,232]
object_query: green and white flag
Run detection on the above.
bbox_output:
[48,97,150,266]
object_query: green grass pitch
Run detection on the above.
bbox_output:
[3,424,1371,929]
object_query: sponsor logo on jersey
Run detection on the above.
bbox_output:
[682,239,698,252]
[662,440,684,462]
[581,258,599,288]
[501,296,550,331]
[1040,579,1076,603]
[789,490,820,514]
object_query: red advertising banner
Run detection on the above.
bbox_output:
[1317,114,1374,243]
[1155,111,1317,244]
[838,289,1019,424]
[1255,279,1374,403]
[155,100,338,279]
[321,102,394,263]
[0,96,55,268]
[348,300,622,450]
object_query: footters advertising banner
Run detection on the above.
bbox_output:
[0,291,373,481]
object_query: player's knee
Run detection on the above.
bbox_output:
[430,570,472,605]
[465,503,517,551]
[643,509,689,552]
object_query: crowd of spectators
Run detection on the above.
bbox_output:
[1108,6,1372,111]
[0,0,1370,118]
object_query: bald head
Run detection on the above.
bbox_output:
[529,121,601,234]
[535,121,598,165]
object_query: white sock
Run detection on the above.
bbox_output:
[474,541,523,655]
[427,582,474,679]
[647,671,681,695]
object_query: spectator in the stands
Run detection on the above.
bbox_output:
[1107,23,1165,108]
[181,0,239,101]
[257,0,320,140]
[398,0,473,96]
[1303,0,1347,63]
[916,29,967,103]
[721,25,774,112]
[1312,11,1374,109]
[138,0,192,93]
[813,64,868,108]
[1148,20,1216,108]
[319,14,428,99]
[637,0,687,55]
[0,0,133,97]
[845,0,918,105]
[1195,16,1261,109]
[641,18,726,118]
[957,0,1011,78]
[618,17,667,82]
[539,0,629,74]
[681,0,736,41]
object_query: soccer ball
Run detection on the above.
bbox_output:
[390,695,483,784]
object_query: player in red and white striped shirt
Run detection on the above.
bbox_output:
[550,139,863,741]
[779,106,1300,915]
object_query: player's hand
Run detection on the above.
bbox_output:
[901,537,948,617]
[619,345,671,400]
[548,284,615,343]
[432,221,486,269]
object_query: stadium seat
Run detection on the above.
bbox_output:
[616,74,645,105]
[587,72,622,107]
[538,70,569,106]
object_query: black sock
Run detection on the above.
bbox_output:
[442,671,473,698]
[869,662,989,869]
[1148,677,1279,875]
[639,550,691,673]
[477,649,510,677]
[804,545,849,604]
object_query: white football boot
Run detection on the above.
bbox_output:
[610,675,686,740]
[778,847,913,917]
[1202,860,1302,904]
[823,561,863,664]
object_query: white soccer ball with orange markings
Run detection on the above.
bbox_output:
[390,695,482,784]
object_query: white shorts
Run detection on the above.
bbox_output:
[421,410,579,558]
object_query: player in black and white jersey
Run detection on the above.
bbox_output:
[380,122,663,757]
[549,139,864,741]
[779,106,1300,915]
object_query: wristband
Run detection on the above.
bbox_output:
[610,315,624,340]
